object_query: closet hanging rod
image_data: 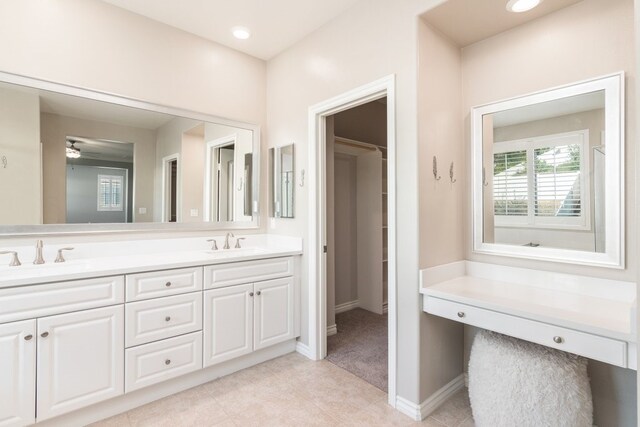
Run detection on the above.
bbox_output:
[334,136,382,152]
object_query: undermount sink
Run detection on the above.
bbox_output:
[203,247,267,257]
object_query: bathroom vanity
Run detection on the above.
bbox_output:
[0,235,302,426]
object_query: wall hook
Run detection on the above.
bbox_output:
[432,156,441,181]
[449,162,457,184]
[236,177,243,191]
[482,167,489,187]
[1,156,6,169]
[299,169,305,187]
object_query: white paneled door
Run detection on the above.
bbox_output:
[36,306,124,421]
[254,277,294,350]
[0,320,36,427]
[203,284,253,367]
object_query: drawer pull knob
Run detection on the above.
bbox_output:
[24,334,33,341]
[165,281,172,287]
[553,336,564,344]
[40,332,49,338]
[165,359,171,365]
[256,291,262,296]
[249,292,254,297]
[165,316,171,322]
[457,312,465,318]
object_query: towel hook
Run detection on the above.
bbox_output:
[236,177,243,191]
[482,167,489,187]
[1,156,6,169]
[299,169,305,187]
[449,162,457,184]
[432,156,441,181]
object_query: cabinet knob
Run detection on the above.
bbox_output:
[256,291,261,296]
[165,281,172,287]
[249,292,254,297]
[24,334,33,341]
[457,312,465,318]
[165,316,171,322]
[165,359,171,365]
[41,332,49,338]
[553,336,564,344]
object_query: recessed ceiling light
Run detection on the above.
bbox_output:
[506,0,542,13]
[232,26,251,40]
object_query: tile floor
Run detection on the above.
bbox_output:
[92,352,474,427]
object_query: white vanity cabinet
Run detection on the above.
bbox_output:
[36,306,124,421]
[0,276,125,426]
[203,259,297,367]
[0,320,36,427]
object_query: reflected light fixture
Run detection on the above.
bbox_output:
[232,26,251,40]
[66,141,81,159]
[506,0,542,13]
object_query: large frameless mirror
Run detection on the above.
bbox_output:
[0,72,260,235]
[471,73,624,268]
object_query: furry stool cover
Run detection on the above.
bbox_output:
[468,330,592,427]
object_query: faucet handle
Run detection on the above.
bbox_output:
[235,238,246,249]
[54,247,74,263]
[0,251,21,267]
[206,239,219,251]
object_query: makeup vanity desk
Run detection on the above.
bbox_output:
[420,261,637,370]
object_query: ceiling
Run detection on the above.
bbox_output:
[422,0,583,47]
[68,137,134,163]
[100,0,361,60]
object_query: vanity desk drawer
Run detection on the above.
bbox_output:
[125,292,202,347]
[125,331,202,393]
[0,276,124,324]
[204,257,294,289]
[425,297,627,367]
[126,267,203,302]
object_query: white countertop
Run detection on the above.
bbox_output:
[0,234,303,289]
[419,261,637,343]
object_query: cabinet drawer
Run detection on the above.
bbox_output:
[125,292,202,347]
[126,267,203,302]
[425,297,627,367]
[125,332,202,393]
[204,257,293,289]
[0,276,124,324]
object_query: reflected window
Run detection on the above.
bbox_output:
[98,174,124,212]
[493,130,589,229]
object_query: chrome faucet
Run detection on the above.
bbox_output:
[33,240,45,265]
[223,233,234,250]
[0,251,21,266]
[55,247,74,263]
[235,238,246,249]
[206,238,219,250]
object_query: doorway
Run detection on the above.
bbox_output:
[162,154,179,222]
[307,75,396,405]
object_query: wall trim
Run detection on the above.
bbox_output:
[335,300,359,314]
[419,374,465,419]
[327,324,338,336]
[295,341,314,359]
[395,396,423,421]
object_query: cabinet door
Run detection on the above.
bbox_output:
[203,284,253,367]
[0,320,36,427]
[254,277,294,350]
[37,306,124,421]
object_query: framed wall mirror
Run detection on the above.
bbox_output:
[0,72,260,236]
[269,144,295,218]
[471,73,624,268]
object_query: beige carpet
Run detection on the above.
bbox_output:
[326,308,388,392]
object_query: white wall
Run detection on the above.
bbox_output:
[0,86,41,224]
[266,0,456,405]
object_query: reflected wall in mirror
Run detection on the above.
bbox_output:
[472,73,624,268]
[269,144,295,218]
[0,75,259,230]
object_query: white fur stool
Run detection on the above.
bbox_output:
[468,330,593,427]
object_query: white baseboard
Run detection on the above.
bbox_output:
[295,341,315,359]
[327,324,337,336]
[335,299,359,314]
[395,374,465,421]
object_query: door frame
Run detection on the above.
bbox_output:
[307,75,397,405]
[161,153,180,223]
[204,134,238,222]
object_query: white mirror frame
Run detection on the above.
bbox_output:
[471,72,624,268]
[0,71,260,237]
